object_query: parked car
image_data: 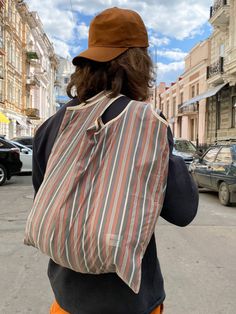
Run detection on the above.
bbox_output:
[10,136,33,149]
[0,138,22,185]
[189,143,236,206]
[10,141,32,172]
[173,138,202,169]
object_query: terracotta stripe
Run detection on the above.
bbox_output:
[100,104,140,266]
[120,106,155,274]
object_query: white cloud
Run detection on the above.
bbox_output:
[72,0,212,39]
[156,61,185,84]
[155,48,188,61]
[52,38,71,59]
[25,0,212,58]
[77,23,89,40]
[149,35,170,47]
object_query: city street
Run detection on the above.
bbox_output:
[0,175,236,314]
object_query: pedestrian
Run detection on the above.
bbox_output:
[26,7,198,314]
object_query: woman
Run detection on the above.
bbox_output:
[32,7,198,314]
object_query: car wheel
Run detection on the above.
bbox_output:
[0,164,7,186]
[218,182,231,206]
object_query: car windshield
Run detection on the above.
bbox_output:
[174,140,196,153]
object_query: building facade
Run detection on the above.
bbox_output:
[0,0,27,138]
[55,55,74,110]
[153,40,210,146]
[0,0,57,138]
[206,0,236,143]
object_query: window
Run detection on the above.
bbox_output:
[7,41,11,62]
[203,147,220,163]
[196,83,199,95]
[64,77,69,84]
[18,89,21,106]
[219,44,225,58]
[0,26,3,49]
[166,100,169,118]
[160,102,163,112]
[174,140,196,153]
[0,140,8,148]
[0,57,3,79]
[0,80,3,101]
[191,85,195,98]
[173,96,176,116]
[0,138,14,149]
[232,96,236,128]
[19,22,22,40]
[7,79,10,100]
[180,92,184,104]
[215,147,232,164]
[216,97,221,129]
[178,117,182,137]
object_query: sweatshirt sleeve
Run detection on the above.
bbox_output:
[159,112,199,226]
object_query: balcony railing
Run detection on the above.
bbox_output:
[24,108,40,120]
[210,0,227,18]
[207,57,224,79]
[178,103,198,114]
[0,0,5,8]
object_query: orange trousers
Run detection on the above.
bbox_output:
[50,301,164,314]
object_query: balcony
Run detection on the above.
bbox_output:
[26,75,40,88]
[0,0,4,8]
[24,108,40,120]
[26,51,41,68]
[178,103,198,115]
[209,0,229,29]
[207,57,224,85]
[26,51,39,60]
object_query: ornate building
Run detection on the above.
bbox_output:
[55,55,74,110]
[153,40,210,146]
[0,0,57,138]
[206,0,236,143]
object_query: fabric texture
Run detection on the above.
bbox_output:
[50,301,164,314]
[25,93,169,293]
[31,95,198,314]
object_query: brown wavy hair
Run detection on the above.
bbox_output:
[67,48,154,102]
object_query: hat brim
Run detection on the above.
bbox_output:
[72,47,129,65]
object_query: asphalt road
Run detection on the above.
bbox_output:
[0,175,236,314]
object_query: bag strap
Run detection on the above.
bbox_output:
[101,95,131,125]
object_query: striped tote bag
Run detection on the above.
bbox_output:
[24,93,169,293]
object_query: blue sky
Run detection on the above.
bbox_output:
[26,0,213,85]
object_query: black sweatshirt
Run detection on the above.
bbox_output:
[32,96,198,314]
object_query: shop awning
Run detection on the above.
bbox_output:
[15,117,28,129]
[181,83,227,108]
[0,112,10,124]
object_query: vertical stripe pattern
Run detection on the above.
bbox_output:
[24,94,169,294]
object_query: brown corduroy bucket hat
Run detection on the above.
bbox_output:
[72,7,149,65]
